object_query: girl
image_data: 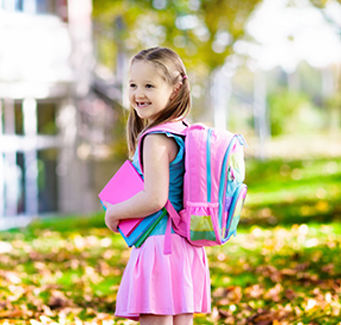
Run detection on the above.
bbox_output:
[104,47,211,325]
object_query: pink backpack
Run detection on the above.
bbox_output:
[138,121,247,254]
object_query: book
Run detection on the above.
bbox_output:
[98,160,144,205]
[98,160,144,237]
[134,208,167,247]
[98,160,164,247]
[119,209,165,247]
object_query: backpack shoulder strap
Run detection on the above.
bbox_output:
[137,120,188,173]
[136,120,188,255]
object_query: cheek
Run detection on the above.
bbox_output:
[128,92,134,104]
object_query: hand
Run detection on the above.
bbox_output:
[105,217,120,233]
[104,202,120,233]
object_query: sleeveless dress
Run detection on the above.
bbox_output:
[115,132,211,321]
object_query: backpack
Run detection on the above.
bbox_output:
[138,121,247,254]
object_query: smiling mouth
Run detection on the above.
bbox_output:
[137,102,151,108]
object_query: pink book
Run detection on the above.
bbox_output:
[98,160,144,237]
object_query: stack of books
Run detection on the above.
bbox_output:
[98,160,164,248]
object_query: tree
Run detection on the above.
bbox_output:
[93,0,341,72]
[92,0,262,74]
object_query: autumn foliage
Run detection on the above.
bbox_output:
[0,157,341,324]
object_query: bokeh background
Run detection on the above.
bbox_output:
[0,0,340,225]
[0,1,341,324]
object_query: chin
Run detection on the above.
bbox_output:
[136,112,150,120]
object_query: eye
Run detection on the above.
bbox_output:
[146,84,154,89]
[129,83,136,88]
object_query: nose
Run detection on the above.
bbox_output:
[135,87,146,99]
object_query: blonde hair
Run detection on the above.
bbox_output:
[126,47,191,158]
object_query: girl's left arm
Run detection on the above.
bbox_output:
[104,133,177,232]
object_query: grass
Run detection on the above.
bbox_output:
[0,156,341,324]
[1,218,340,324]
[243,157,341,226]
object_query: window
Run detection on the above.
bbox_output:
[1,0,57,15]
[1,0,23,11]
[37,102,58,135]
[12,101,58,135]
[37,148,59,213]
[14,102,24,135]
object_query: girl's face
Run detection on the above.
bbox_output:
[129,60,175,122]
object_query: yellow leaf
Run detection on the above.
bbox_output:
[305,299,317,311]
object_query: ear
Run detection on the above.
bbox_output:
[170,82,182,100]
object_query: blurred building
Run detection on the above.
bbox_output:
[0,0,122,223]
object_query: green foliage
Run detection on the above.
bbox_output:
[268,90,326,136]
[92,0,262,72]
[92,0,341,72]
[325,92,341,130]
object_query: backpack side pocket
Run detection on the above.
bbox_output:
[223,183,247,242]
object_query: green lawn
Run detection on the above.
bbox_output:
[244,157,341,226]
[0,157,340,324]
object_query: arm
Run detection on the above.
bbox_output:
[104,133,178,233]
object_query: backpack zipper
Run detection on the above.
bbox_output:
[218,135,238,227]
[206,128,213,202]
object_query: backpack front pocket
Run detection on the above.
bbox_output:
[186,203,220,246]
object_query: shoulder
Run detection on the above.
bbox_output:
[143,133,178,162]
[143,133,178,151]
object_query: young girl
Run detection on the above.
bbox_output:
[104,47,211,325]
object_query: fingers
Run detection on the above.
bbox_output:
[103,201,114,209]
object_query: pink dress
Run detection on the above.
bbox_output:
[115,132,211,321]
